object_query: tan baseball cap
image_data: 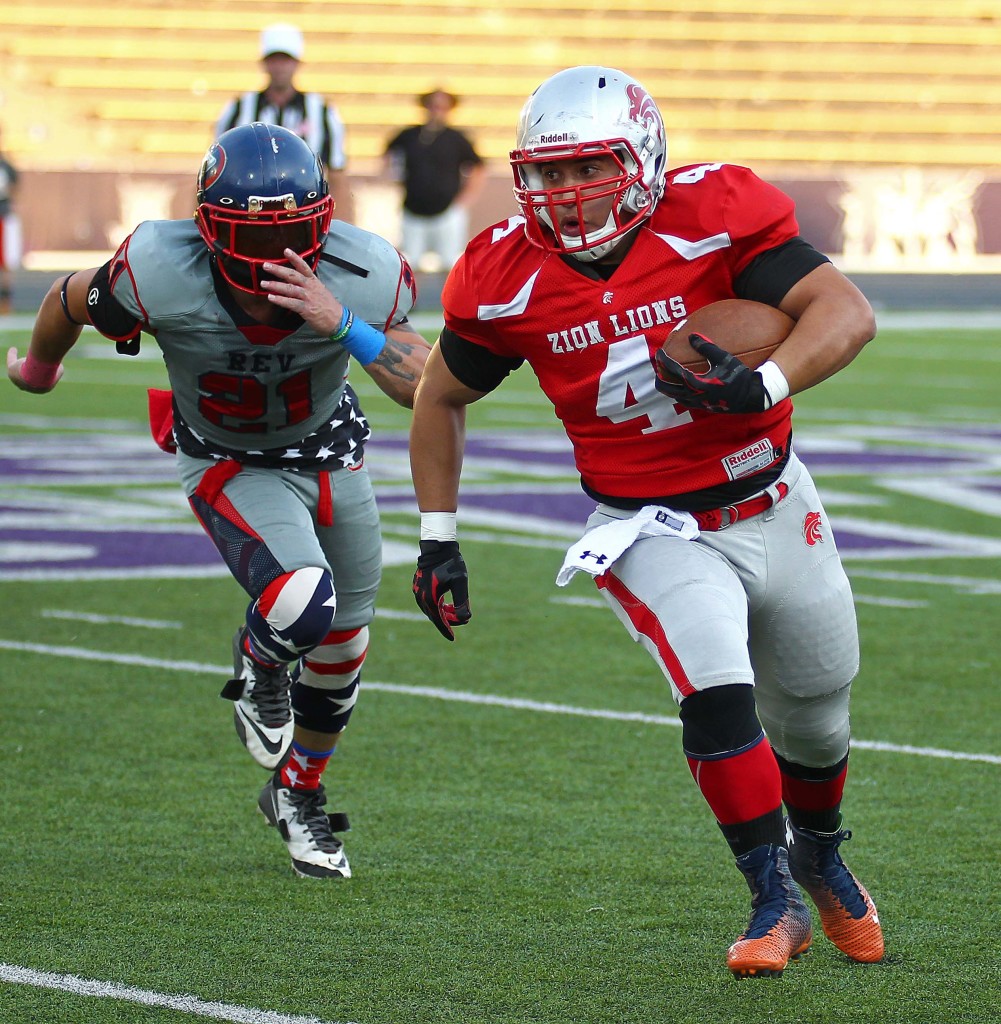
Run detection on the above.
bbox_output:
[260,23,304,60]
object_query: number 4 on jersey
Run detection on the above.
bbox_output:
[672,163,724,185]
[595,334,692,433]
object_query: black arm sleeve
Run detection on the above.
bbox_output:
[438,326,524,394]
[734,236,831,308]
[86,260,144,355]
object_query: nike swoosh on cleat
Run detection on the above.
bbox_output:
[235,707,286,755]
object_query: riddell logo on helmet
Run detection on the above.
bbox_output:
[531,132,579,145]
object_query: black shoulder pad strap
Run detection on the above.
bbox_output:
[318,251,369,277]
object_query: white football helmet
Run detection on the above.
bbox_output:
[511,66,668,262]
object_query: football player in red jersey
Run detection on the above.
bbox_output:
[409,66,884,976]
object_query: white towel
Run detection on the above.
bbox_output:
[556,505,700,587]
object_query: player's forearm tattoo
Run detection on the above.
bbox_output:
[373,335,419,382]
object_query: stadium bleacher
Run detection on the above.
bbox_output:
[3,0,1001,171]
[2,0,1001,286]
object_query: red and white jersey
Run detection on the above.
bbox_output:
[443,162,800,501]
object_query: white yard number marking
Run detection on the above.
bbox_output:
[595,334,692,433]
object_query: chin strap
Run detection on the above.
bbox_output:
[565,220,643,263]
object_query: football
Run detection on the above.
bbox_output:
[659,299,795,378]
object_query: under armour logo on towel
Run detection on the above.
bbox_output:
[556,505,700,587]
[579,550,608,564]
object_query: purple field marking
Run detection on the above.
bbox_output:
[3,429,1000,575]
[2,529,218,570]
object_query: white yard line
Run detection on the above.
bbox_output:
[0,639,997,766]
[852,595,929,608]
[1,624,997,1017]
[552,593,932,610]
[0,963,354,1024]
[40,609,183,629]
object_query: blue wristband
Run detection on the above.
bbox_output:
[330,306,386,364]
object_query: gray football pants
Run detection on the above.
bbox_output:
[589,453,859,768]
[177,454,382,631]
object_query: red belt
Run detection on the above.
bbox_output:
[692,481,789,531]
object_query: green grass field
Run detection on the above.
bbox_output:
[1,317,999,1024]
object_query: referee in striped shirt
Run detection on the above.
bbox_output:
[215,23,354,223]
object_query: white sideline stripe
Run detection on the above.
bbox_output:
[852,595,929,609]
[0,963,353,1024]
[2,639,999,766]
[552,594,932,610]
[41,609,183,629]
[373,607,427,622]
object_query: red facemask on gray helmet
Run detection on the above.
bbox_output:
[511,66,668,263]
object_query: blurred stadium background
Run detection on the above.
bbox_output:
[2,0,1001,309]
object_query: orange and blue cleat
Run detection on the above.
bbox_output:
[727,844,813,978]
[787,819,885,963]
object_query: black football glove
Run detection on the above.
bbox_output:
[413,540,471,641]
[654,333,768,414]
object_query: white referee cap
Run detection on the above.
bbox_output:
[260,23,304,60]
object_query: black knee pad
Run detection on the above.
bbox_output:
[680,684,762,758]
[773,749,849,781]
[291,674,359,734]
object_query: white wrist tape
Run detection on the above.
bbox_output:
[420,511,458,541]
[757,360,790,409]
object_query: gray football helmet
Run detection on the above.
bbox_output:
[511,66,668,262]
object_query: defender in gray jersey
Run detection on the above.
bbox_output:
[9,123,431,879]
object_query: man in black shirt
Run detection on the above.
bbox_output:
[384,90,486,273]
